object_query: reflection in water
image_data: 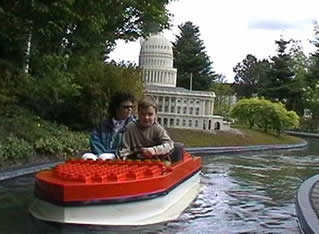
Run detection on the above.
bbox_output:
[1,138,319,233]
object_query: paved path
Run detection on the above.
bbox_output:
[296,174,319,234]
[287,130,319,234]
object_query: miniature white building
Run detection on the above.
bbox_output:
[139,34,230,131]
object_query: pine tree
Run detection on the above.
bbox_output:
[304,21,319,120]
[258,38,295,109]
[173,21,217,91]
[233,54,271,98]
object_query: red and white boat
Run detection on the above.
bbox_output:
[29,150,201,226]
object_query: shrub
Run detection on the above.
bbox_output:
[0,136,35,161]
[230,97,299,135]
[34,132,89,159]
[0,105,90,162]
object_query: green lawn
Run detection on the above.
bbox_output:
[167,127,303,147]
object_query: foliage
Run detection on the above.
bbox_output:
[68,56,144,129]
[299,118,319,132]
[229,98,262,128]
[1,0,174,72]
[302,81,319,120]
[7,55,144,130]
[0,137,35,161]
[173,21,217,91]
[0,105,89,162]
[233,54,271,98]
[254,100,299,135]
[210,79,235,117]
[230,98,299,135]
[17,55,81,122]
[285,40,310,115]
[303,21,319,121]
[0,67,23,107]
[258,38,296,110]
[34,132,88,158]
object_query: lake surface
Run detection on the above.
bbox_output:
[1,138,319,234]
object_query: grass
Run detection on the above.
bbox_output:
[167,127,303,147]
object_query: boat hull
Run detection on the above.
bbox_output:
[29,171,201,225]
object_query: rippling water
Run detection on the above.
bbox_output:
[1,138,319,234]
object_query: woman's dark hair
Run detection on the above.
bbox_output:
[108,92,135,118]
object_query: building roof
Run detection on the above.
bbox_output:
[145,85,215,98]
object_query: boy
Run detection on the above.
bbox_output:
[120,95,174,160]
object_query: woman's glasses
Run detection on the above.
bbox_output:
[121,105,133,109]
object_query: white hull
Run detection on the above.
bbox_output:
[29,171,200,226]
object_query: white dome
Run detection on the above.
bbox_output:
[139,34,177,88]
[140,34,173,56]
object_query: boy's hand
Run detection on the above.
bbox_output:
[140,147,155,158]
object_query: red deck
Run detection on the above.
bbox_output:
[35,152,201,204]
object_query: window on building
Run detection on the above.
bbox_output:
[195,120,199,127]
[176,119,180,126]
[189,119,192,127]
[177,106,181,114]
[158,117,162,125]
[163,118,168,127]
[164,105,169,112]
[190,107,193,115]
[171,106,175,113]
[183,107,187,114]
[170,118,174,126]
[196,107,200,115]
[159,105,163,112]
[182,119,186,126]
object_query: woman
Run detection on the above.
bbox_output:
[82,92,135,160]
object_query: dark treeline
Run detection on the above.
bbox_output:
[0,0,176,130]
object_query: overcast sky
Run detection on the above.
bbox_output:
[109,0,319,82]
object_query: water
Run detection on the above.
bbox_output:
[1,138,319,234]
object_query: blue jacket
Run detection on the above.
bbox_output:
[89,115,135,156]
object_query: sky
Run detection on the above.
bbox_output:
[109,0,319,82]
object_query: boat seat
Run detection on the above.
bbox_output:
[170,142,184,163]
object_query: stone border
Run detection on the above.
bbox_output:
[186,141,307,155]
[0,161,61,181]
[285,130,319,138]
[296,174,319,234]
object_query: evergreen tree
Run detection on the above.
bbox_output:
[287,40,310,115]
[304,21,319,121]
[233,54,271,98]
[258,38,295,109]
[173,21,217,91]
